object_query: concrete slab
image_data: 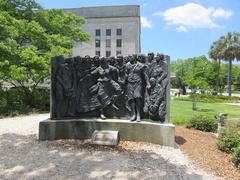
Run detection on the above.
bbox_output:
[39,119,175,147]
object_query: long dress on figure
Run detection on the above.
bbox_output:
[89,65,122,109]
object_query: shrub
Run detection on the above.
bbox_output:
[0,90,7,109]
[0,87,50,117]
[217,125,240,153]
[32,88,50,111]
[0,88,30,116]
[6,88,30,112]
[233,146,240,168]
[187,114,217,132]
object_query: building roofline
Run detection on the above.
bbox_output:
[63,5,140,18]
[61,5,140,10]
[83,16,140,19]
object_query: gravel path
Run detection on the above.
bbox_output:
[0,114,218,180]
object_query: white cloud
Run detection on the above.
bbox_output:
[143,3,148,7]
[212,8,232,18]
[141,16,152,28]
[176,26,187,32]
[153,3,233,32]
[152,12,163,16]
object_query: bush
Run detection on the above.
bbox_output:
[0,90,7,109]
[217,125,240,153]
[0,88,30,116]
[233,146,240,168]
[187,114,217,132]
[0,87,50,117]
[32,88,50,111]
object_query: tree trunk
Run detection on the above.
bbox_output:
[192,89,197,111]
[181,85,186,95]
[22,86,34,107]
[216,59,221,94]
[227,59,232,96]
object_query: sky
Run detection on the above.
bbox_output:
[36,0,240,60]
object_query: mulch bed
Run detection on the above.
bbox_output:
[47,139,162,153]
[176,126,240,180]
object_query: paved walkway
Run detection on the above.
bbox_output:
[225,103,240,106]
[0,114,218,180]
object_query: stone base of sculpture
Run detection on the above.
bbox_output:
[39,119,175,147]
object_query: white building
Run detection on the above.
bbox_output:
[65,5,141,57]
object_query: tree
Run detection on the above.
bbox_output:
[185,56,209,110]
[171,56,211,110]
[204,60,218,92]
[170,60,190,95]
[232,65,240,90]
[209,36,225,94]
[0,0,90,106]
[209,32,240,96]
[223,32,240,96]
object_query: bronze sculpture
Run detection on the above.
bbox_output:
[51,53,169,123]
[125,55,150,122]
[144,54,168,121]
[89,57,122,119]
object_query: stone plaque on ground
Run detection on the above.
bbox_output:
[91,130,119,146]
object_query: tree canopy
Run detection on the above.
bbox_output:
[209,32,240,96]
[171,55,240,110]
[171,55,240,94]
[0,0,90,90]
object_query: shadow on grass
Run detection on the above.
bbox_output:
[0,133,211,179]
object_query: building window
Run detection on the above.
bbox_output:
[95,29,101,36]
[106,39,111,48]
[116,50,122,56]
[117,28,122,36]
[106,51,111,57]
[106,29,111,36]
[95,39,100,47]
[96,51,100,56]
[116,39,122,47]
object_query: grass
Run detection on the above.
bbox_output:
[171,99,240,125]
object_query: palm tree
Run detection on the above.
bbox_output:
[209,37,225,94]
[209,32,240,96]
[222,32,240,96]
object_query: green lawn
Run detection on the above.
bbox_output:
[171,100,240,125]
